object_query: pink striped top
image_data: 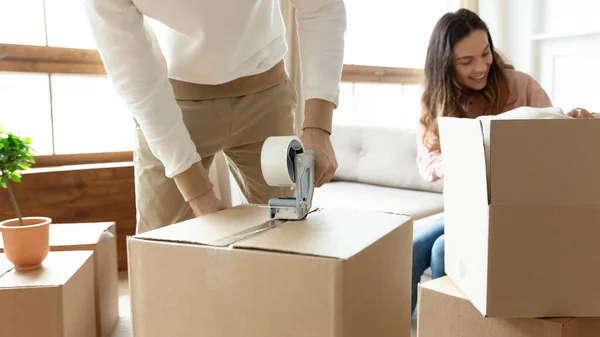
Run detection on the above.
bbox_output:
[416,68,553,182]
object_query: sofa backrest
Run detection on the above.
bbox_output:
[330,124,443,193]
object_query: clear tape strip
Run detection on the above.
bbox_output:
[209,208,322,248]
[209,219,285,247]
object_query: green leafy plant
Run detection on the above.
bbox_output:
[0,125,35,226]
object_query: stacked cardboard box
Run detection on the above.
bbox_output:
[415,117,600,336]
[0,222,119,337]
[0,251,97,337]
[418,277,600,336]
[127,204,414,337]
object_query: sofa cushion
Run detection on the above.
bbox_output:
[330,125,443,193]
[312,181,444,221]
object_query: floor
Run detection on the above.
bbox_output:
[111,271,419,337]
[110,271,132,337]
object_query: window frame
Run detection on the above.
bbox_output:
[0,43,104,74]
[1,42,426,167]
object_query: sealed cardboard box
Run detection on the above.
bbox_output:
[417,276,600,337]
[128,204,413,337]
[0,222,119,337]
[0,251,96,337]
[438,117,600,318]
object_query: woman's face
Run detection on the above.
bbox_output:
[452,29,494,91]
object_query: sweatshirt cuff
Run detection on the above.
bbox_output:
[303,99,334,135]
[173,161,214,202]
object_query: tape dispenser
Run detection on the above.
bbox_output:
[260,136,314,220]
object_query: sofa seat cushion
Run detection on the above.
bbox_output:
[312,181,444,221]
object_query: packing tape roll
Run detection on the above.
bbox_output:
[261,136,304,186]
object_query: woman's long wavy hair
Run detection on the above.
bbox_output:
[419,8,514,150]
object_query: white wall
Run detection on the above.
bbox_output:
[478,0,600,111]
[478,0,535,75]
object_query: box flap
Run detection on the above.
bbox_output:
[438,117,489,204]
[546,318,575,325]
[134,204,273,245]
[235,207,409,259]
[0,222,115,250]
[48,222,115,247]
[476,106,569,202]
[134,204,411,259]
[420,274,467,299]
[488,119,600,205]
[0,251,93,288]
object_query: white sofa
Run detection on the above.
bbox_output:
[313,124,444,231]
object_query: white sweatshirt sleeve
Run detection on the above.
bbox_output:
[288,0,347,107]
[83,0,200,178]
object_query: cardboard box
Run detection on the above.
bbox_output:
[438,117,600,318]
[417,277,600,337]
[0,222,119,337]
[0,251,97,337]
[128,204,413,337]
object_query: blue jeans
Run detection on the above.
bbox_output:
[411,215,445,315]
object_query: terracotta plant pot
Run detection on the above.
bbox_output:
[0,216,51,271]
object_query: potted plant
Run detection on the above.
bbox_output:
[0,125,51,271]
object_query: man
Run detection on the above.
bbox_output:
[83,0,346,233]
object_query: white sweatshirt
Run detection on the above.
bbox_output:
[83,0,346,178]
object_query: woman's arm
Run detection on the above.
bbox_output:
[416,127,444,182]
[524,74,599,119]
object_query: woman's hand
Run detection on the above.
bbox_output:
[566,108,595,119]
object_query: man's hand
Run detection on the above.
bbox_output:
[566,108,595,119]
[300,127,338,187]
[189,189,227,217]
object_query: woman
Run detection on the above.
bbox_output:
[411,8,592,316]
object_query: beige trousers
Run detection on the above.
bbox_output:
[134,79,298,234]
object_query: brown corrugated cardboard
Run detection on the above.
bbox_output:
[0,222,119,337]
[417,277,600,337]
[128,204,413,337]
[438,117,600,318]
[0,251,96,337]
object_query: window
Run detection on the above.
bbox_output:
[0,0,46,46]
[335,0,462,127]
[335,82,424,129]
[0,1,132,166]
[0,0,97,48]
[0,72,53,155]
[343,0,461,69]
[44,0,98,49]
[50,74,133,154]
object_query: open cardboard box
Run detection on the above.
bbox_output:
[417,277,600,337]
[438,115,600,318]
[127,204,413,337]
